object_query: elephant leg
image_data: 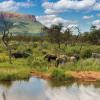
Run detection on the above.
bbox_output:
[55,60,59,67]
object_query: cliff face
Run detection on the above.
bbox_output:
[0,12,43,35]
[2,12,36,22]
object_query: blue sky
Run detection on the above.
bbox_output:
[0,0,100,32]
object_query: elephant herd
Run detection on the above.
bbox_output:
[11,50,100,67]
[44,54,80,67]
[44,52,100,67]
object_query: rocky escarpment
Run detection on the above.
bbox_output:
[1,12,36,22]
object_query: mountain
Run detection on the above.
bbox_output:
[4,12,36,22]
[0,12,44,36]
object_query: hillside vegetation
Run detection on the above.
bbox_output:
[0,12,43,35]
[0,12,100,81]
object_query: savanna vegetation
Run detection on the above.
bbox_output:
[0,12,100,81]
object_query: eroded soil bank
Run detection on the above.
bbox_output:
[31,71,100,82]
[72,71,100,82]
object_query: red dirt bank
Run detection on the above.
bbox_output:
[72,71,100,82]
[31,71,100,82]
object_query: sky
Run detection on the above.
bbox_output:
[0,0,100,32]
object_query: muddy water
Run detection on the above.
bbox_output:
[0,77,100,100]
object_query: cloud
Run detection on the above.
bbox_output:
[42,0,100,14]
[96,14,100,16]
[45,83,100,100]
[92,20,100,29]
[83,15,94,20]
[0,0,33,12]
[93,2,100,10]
[42,0,96,14]
[44,9,66,15]
[36,15,77,28]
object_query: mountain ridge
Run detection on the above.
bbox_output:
[1,12,36,22]
[0,12,43,35]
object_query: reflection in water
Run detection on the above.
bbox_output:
[0,77,100,100]
[2,92,6,100]
[0,81,12,88]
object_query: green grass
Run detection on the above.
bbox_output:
[0,59,33,81]
[0,58,99,81]
[0,42,99,81]
[0,67,30,81]
[62,58,100,71]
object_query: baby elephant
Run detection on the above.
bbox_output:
[56,54,80,67]
[70,54,80,62]
[56,55,68,67]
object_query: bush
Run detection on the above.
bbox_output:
[79,58,100,71]
[33,42,38,48]
[27,56,48,68]
[25,48,33,54]
[0,53,9,62]
[42,42,48,49]
[81,49,92,58]
[51,68,66,81]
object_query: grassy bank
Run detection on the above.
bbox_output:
[0,42,99,81]
[0,58,100,81]
[0,59,33,81]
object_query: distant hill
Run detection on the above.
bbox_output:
[0,12,44,36]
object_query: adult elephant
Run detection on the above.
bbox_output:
[11,52,31,58]
[44,54,57,62]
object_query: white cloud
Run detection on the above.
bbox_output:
[42,0,100,14]
[0,0,33,12]
[92,20,100,29]
[36,15,78,28]
[96,14,100,17]
[45,83,100,100]
[83,15,94,20]
[44,9,66,15]
[42,0,97,14]
[93,3,100,10]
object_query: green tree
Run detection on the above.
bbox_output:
[89,25,100,44]
[62,28,72,46]
[0,13,15,63]
[43,24,63,48]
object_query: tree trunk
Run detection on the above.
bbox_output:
[65,41,68,47]
[58,42,61,49]
[8,46,12,64]
[2,32,12,64]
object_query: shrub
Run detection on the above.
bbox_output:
[0,53,9,62]
[51,68,66,81]
[81,49,92,58]
[25,48,33,54]
[42,42,48,49]
[27,56,48,69]
[79,58,100,71]
[33,42,38,48]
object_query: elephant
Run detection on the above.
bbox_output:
[92,53,100,58]
[44,54,57,62]
[56,55,68,67]
[11,52,31,58]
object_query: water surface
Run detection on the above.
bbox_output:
[0,77,100,100]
